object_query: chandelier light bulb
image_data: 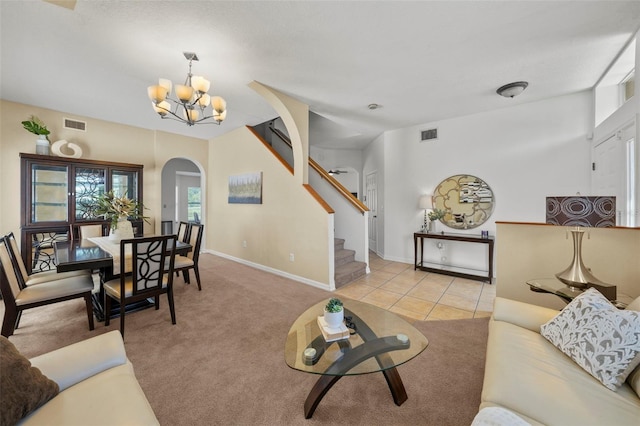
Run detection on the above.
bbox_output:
[147,85,168,103]
[197,93,211,107]
[213,109,227,123]
[152,101,171,116]
[183,108,199,122]
[175,84,194,102]
[211,96,227,114]
[158,78,172,95]
[190,75,210,93]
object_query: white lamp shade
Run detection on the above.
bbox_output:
[158,78,172,95]
[183,108,199,122]
[175,84,194,102]
[418,195,431,209]
[191,75,211,93]
[211,96,227,113]
[213,109,227,123]
[153,100,171,116]
[197,93,211,107]
[147,85,168,103]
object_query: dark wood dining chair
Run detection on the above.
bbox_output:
[174,223,203,291]
[176,221,190,243]
[103,235,177,338]
[70,222,109,241]
[4,232,90,289]
[0,235,95,337]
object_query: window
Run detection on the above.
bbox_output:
[187,186,201,223]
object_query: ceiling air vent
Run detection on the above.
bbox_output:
[63,118,86,132]
[420,128,438,141]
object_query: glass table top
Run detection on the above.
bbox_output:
[526,278,632,309]
[285,298,429,376]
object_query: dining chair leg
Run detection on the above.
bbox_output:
[167,288,176,325]
[119,301,126,338]
[104,295,111,327]
[15,311,23,329]
[194,267,202,291]
[182,270,191,284]
[2,308,18,337]
[155,296,160,310]
[84,294,95,331]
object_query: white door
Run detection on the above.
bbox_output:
[365,172,378,253]
[592,123,636,226]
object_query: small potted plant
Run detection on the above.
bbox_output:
[324,297,344,328]
[21,115,51,155]
[427,208,447,232]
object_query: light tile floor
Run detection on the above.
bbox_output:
[335,252,495,322]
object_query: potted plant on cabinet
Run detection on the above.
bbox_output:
[21,115,51,155]
[324,297,344,328]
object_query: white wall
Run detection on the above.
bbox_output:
[381,91,593,274]
[310,146,364,197]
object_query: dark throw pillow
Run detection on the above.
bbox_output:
[0,337,59,426]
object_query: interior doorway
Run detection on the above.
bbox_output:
[161,158,204,235]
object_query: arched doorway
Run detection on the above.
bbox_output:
[161,158,204,235]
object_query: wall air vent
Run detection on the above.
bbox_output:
[63,118,86,132]
[420,128,438,141]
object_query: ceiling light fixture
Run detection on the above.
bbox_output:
[147,52,227,126]
[496,81,528,98]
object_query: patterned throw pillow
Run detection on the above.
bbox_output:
[540,288,640,391]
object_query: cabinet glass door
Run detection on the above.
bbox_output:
[74,167,106,220]
[31,164,69,223]
[112,169,138,200]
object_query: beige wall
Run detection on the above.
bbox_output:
[209,126,332,287]
[496,222,640,310]
[0,100,208,240]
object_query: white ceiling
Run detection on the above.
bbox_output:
[2,1,639,149]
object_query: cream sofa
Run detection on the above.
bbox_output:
[19,331,159,425]
[478,297,640,426]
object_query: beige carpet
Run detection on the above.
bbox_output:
[3,254,488,425]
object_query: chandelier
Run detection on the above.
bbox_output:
[147,52,227,126]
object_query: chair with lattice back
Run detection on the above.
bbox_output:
[0,234,94,337]
[103,235,177,338]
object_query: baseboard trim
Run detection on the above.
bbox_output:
[205,250,333,292]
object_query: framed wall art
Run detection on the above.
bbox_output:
[228,172,263,204]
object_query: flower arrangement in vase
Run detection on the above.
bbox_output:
[93,190,148,241]
[427,208,446,232]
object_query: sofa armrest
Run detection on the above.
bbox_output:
[492,297,560,333]
[29,331,128,391]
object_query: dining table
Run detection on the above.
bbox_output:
[54,237,192,321]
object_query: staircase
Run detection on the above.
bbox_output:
[334,238,367,288]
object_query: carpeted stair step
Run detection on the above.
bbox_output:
[335,260,367,288]
[335,248,355,267]
[334,238,345,251]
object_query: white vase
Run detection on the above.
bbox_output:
[36,135,50,155]
[109,217,134,242]
[324,309,344,328]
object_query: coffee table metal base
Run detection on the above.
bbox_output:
[304,362,407,418]
[303,312,410,418]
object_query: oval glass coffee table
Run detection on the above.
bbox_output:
[285,298,429,418]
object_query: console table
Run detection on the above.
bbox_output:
[413,232,494,283]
